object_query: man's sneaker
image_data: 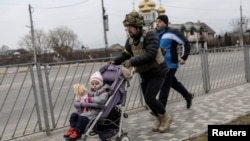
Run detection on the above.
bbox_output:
[69,130,81,140]
[63,127,74,138]
[187,94,194,109]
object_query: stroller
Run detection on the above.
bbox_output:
[81,64,132,141]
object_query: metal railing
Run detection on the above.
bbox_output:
[0,46,249,140]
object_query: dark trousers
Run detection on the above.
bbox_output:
[140,73,166,115]
[69,112,90,133]
[159,69,191,107]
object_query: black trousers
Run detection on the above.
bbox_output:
[159,69,192,107]
[69,112,90,133]
[140,73,166,116]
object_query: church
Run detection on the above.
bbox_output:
[133,0,216,53]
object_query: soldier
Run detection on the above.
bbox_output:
[109,12,172,132]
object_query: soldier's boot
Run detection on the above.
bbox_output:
[152,116,161,132]
[158,113,173,133]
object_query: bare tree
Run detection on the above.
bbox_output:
[18,26,82,61]
[47,26,81,61]
[0,45,10,51]
[18,29,47,54]
[47,26,81,50]
[35,29,49,54]
[230,16,250,45]
[230,16,249,33]
[18,34,32,51]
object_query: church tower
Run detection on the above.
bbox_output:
[157,0,166,16]
[137,0,166,29]
[138,0,158,27]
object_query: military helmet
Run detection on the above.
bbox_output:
[123,12,145,27]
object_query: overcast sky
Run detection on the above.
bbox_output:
[1,0,250,49]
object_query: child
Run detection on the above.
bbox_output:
[64,71,110,140]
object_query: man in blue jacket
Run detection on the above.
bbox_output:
[156,15,194,109]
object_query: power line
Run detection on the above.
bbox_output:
[164,4,239,11]
[33,0,88,9]
[133,0,248,12]
[108,8,130,13]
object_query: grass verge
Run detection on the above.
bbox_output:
[183,113,250,141]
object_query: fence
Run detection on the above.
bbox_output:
[0,46,249,140]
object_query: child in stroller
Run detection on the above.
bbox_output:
[64,71,110,140]
[66,64,132,141]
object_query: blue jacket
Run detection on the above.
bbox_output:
[156,27,190,69]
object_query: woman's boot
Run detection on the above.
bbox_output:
[158,113,173,133]
[152,116,161,132]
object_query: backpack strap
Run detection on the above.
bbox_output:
[142,30,148,38]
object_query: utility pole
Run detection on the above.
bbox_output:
[28,4,37,63]
[240,0,244,46]
[101,0,108,56]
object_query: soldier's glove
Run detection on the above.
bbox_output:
[122,66,132,79]
[123,60,131,68]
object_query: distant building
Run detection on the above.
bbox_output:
[133,0,216,52]
[169,21,216,53]
[0,49,20,56]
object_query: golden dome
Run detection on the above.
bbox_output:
[157,6,165,15]
[138,0,156,14]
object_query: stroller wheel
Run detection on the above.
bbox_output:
[116,135,130,141]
